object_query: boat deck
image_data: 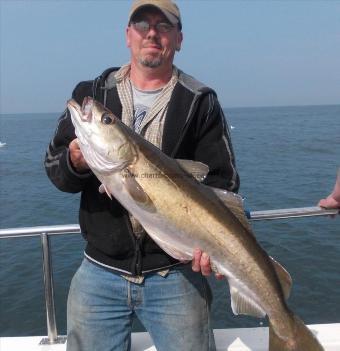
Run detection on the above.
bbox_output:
[1,324,339,351]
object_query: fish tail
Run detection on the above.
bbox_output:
[269,314,324,351]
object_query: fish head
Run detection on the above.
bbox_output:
[67,97,137,174]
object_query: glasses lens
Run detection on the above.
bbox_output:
[133,21,150,32]
[132,21,173,33]
[156,23,173,33]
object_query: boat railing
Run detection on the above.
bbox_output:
[0,206,338,345]
[0,225,81,345]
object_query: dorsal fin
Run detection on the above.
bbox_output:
[176,159,209,182]
[209,187,252,231]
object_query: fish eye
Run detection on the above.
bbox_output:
[101,114,114,125]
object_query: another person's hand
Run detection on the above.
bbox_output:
[318,171,340,211]
[318,195,340,210]
[69,138,89,173]
[191,248,224,280]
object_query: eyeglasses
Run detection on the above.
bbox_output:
[131,21,174,34]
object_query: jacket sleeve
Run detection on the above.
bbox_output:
[44,82,94,193]
[194,92,240,192]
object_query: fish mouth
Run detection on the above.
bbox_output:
[67,99,81,114]
[81,97,94,122]
[67,97,93,123]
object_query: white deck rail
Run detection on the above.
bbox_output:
[0,206,338,345]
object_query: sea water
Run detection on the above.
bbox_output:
[0,105,339,336]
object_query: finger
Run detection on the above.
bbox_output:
[69,144,89,172]
[318,199,327,207]
[69,138,80,151]
[191,248,202,272]
[200,252,212,276]
[69,147,82,164]
[215,273,224,280]
[319,197,338,210]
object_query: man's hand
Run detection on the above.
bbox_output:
[191,248,224,280]
[69,138,89,173]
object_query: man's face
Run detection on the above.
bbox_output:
[126,8,183,69]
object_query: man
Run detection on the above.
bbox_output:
[45,1,239,350]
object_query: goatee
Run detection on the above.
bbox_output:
[139,56,162,68]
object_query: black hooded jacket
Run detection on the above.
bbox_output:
[44,67,239,276]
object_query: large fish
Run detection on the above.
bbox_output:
[68,97,324,351]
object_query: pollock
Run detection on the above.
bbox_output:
[68,97,324,351]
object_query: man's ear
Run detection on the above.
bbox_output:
[126,27,131,48]
[176,31,183,51]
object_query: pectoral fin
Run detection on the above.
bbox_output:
[123,171,156,213]
[99,184,112,200]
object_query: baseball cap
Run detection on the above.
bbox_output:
[129,0,182,29]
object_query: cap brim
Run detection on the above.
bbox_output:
[129,4,180,28]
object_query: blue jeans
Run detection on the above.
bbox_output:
[66,258,216,351]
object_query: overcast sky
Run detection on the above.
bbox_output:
[1,0,339,113]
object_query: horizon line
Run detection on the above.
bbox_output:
[1,102,339,115]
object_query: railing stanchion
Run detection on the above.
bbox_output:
[40,232,58,344]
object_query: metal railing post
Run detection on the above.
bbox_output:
[39,232,66,345]
[40,232,58,343]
